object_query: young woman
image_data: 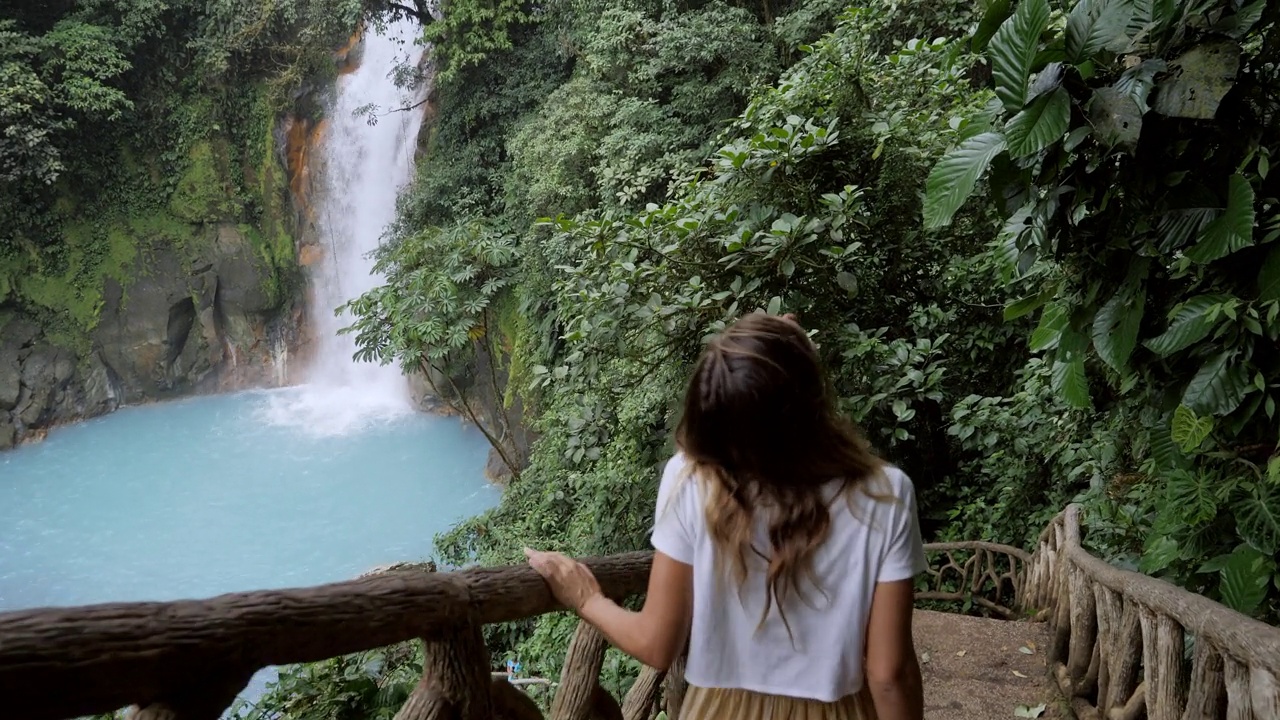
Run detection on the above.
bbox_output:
[526,312,927,720]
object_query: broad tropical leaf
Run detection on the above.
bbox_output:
[974,0,1014,51]
[1114,59,1167,112]
[995,201,1046,281]
[1170,405,1213,453]
[989,0,1051,112]
[1066,0,1136,64]
[1124,0,1177,51]
[1089,86,1142,147]
[1219,544,1272,615]
[1139,534,1179,573]
[1236,484,1280,555]
[1051,356,1090,408]
[1148,418,1190,471]
[1153,40,1243,121]
[1165,469,1219,524]
[1005,87,1070,157]
[1030,302,1068,351]
[1092,281,1146,373]
[923,132,1007,229]
[1187,174,1256,263]
[1257,245,1280,303]
[1144,294,1231,357]
[1004,288,1053,321]
[1182,351,1249,416]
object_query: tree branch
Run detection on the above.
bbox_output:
[386,1,434,24]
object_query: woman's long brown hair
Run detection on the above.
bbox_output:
[674,312,884,639]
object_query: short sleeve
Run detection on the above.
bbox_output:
[650,454,696,565]
[877,469,928,582]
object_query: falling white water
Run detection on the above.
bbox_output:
[260,21,428,437]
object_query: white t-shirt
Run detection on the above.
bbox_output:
[649,452,927,702]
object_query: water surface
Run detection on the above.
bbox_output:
[0,388,497,611]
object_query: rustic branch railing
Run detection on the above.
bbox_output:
[1,506,1277,720]
[1027,504,1280,720]
[917,541,1030,619]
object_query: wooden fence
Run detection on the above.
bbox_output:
[1026,505,1280,720]
[0,505,1276,720]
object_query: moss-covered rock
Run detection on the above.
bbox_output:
[169,140,241,223]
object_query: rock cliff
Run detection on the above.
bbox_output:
[1,222,302,450]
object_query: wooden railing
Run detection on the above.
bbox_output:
[1025,504,1280,720]
[1,506,1277,720]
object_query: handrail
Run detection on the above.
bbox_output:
[1029,504,1280,720]
[2,505,1277,720]
[0,552,652,720]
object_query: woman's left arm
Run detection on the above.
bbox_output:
[525,549,693,670]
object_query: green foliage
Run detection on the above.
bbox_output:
[926,0,1280,617]
[346,0,1008,683]
[342,220,519,375]
[169,141,240,223]
[229,644,424,720]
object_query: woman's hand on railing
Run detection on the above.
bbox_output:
[524,547,604,612]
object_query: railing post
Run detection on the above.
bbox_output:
[1104,596,1143,716]
[621,666,666,720]
[1249,666,1279,719]
[396,618,492,720]
[1224,655,1252,720]
[1181,639,1226,720]
[1067,564,1097,694]
[662,650,687,720]
[550,620,615,720]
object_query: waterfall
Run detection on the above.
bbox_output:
[259,21,428,436]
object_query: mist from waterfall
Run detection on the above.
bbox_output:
[260,21,428,436]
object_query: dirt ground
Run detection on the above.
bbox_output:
[912,610,1064,719]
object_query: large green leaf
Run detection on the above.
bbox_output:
[1170,405,1213,453]
[1182,351,1249,416]
[923,132,1007,229]
[1092,281,1146,372]
[1165,469,1219,524]
[1004,87,1070,157]
[1139,534,1180,573]
[1144,294,1231,357]
[1219,544,1272,615]
[1089,86,1142,147]
[990,0,1052,112]
[1125,0,1177,51]
[1236,484,1280,555]
[973,0,1014,51]
[1187,174,1256,263]
[1052,356,1091,409]
[1066,0,1136,63]
[1148,419,1190,471]
[1257,245,1280,303]
[1030,302,1068,351]
[1114,59,1166,112]
[1153,40,1242,120]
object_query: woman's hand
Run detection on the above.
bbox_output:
[524,547,603,612]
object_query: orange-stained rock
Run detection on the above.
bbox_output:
[299,244,325,266]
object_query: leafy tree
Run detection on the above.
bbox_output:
[925,0,1280,616]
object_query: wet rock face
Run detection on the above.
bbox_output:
[1,223,303,449]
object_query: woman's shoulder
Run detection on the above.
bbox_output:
[656,452,699,504]
[856,462,917,504]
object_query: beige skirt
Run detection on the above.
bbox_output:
[681,685,877,720]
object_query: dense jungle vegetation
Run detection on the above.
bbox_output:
[273,0,1280,714]
[0,0,413,351]
[7,0,1275,717]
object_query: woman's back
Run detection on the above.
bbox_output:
[651,452,926,703]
